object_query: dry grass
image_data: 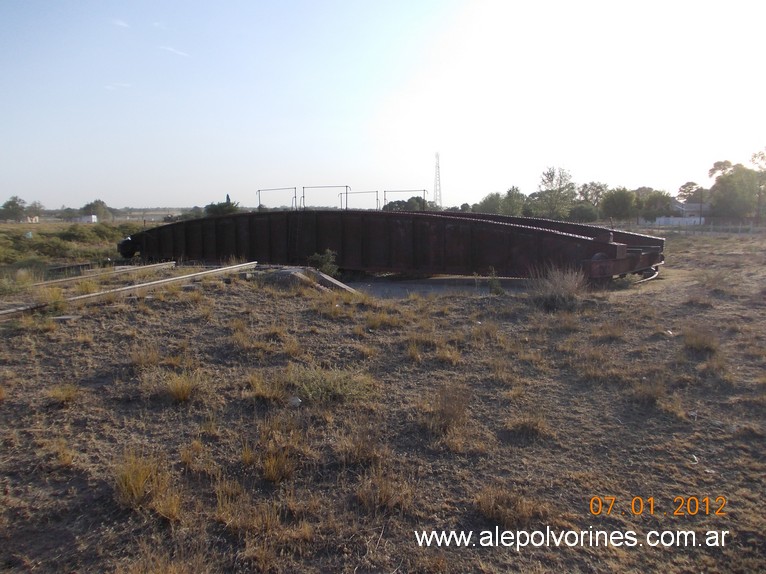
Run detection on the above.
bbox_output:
[683,328,720,357]
[247,371,287,404]
[47,383,80,405]
[165,369,203,402]
[630,377,667,407]
[421,383,470,436]
[114,451,160,508]
[284,363,376,405]
[476,486,550,529]
[2,234,765,573]
[355,467,414,515]
[503,412,553,442]
[528,265,587,311]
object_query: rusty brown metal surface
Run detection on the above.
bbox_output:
[118,210,664,279]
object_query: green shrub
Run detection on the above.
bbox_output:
[308,249,339,277]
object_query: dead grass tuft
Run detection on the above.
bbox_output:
[528,265,587,311]
[335,420,388,467]
[48,383,80,405]
[247,371,287,404]
[503,413,553,442]
[283,363,375,405]
[114,451,159,509]
[683,328,720,358]
[165,369,202,402]
[365,309,403,330]
[630,378,666,407]
[476,486,550,529]
[422,383,470,436]
[355,467,414,515]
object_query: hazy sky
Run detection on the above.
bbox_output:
[2,0,764,210]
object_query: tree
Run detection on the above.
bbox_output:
[26,201,44,218]
[677,181,704,203]
[204,200,240,216]
[751,147,766,224]
[578,182,608,206]
[709,163,759,220]
[57,207,80,221]
[708,160,733,179]
[459,203,472,212]
[500,186,525,216]
[81,199,112,221]
[474,192,503,214]
[1,196,27,222]
[639,190,672,222]
[600,188,636,220]
[526,167,576,219]
[568,201,599,222]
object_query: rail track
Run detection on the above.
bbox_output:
[0,261,257,320]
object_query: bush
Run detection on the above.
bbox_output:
[528,265,587,311]
[307,249,339,277]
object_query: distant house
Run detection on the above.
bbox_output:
[671,198,710,217]
[78,215,98,224]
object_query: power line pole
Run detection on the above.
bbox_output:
[434,152,442,209]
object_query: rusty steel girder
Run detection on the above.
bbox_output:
[117,210,664,280]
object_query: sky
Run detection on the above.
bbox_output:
[1,0,764,211]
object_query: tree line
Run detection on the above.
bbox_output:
[385,147,765,223]
[3,147,764,224]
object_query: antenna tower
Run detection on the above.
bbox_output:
[433,152,442,208]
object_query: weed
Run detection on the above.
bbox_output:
[365,310,402,330]
[593,320,625,342]
[489,357,514,384]
[488,266,505,295]
[528,265,587,311]
[435,344,461,366]
[75,331,94,346]
[150,482,182,522]
[114,540,211,574]
[48,383,80,405]
[471,320,500,345]
[200,412,220,437]
[48,438,76,467]
[352,342,378,359]
[475,486,549,529]
[282,336,302,358]
[406,341,423,363]
[165,370,202,402]
[631,378,666,407]
[74,279,100,295]
[262,445,295,483]
[114,451,158,508]
[247,371,286,404]
[355,467,414,515]
[504,413,552,442]
[129,343,161,372]
[33,286,67,313]
[241,440,257,466]
[683,329,719,358]
[422,383,470,436]
[307,249,339,277]
[179,439,205,467]
[335,421,387,467]
[284,363,375,405]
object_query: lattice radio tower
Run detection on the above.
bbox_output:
[433,152,442,209]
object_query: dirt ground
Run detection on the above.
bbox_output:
[0,232,764,573]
